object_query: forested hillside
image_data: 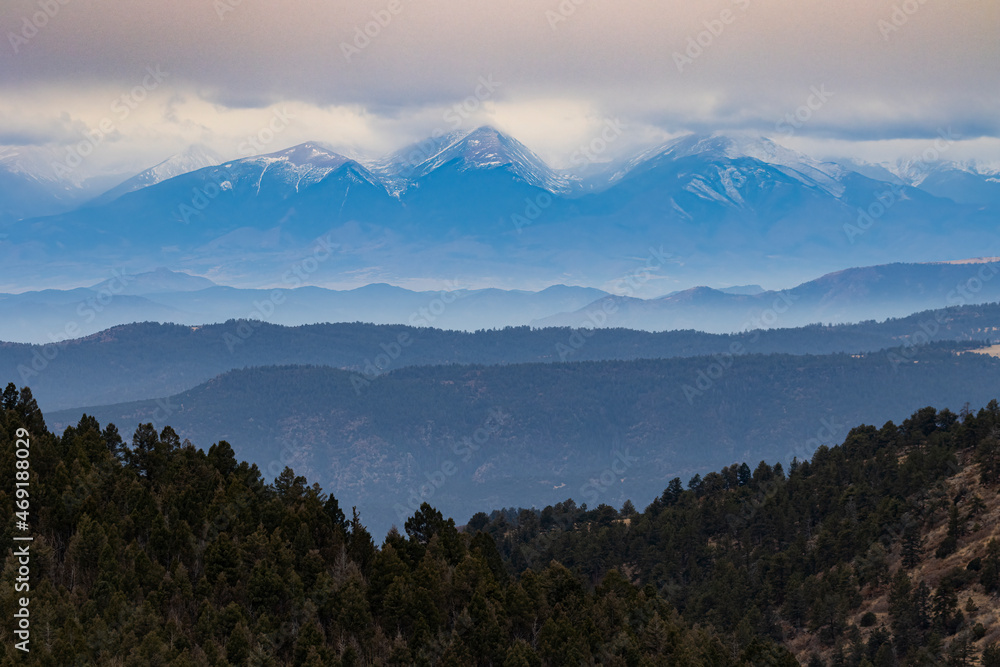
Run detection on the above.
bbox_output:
[49,343,1000,537]
[0,385,795,666]
[7,299,1000,412]
[3,386,1000,665]
[475,403,1000,666]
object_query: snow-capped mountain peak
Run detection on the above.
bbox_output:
[89,144,223,204]
[153,144,222,178]
[220,142,387,194]
[253,142,350,169]
[612,132,847,198]
[407,125,575,194]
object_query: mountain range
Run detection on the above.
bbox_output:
[533,258,1000,332]
[7,299,1000,413]
[4,258,1000,343]
[3,127,999,291]
[0,268,608,343]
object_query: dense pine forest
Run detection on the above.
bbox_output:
[2,382,1000,665]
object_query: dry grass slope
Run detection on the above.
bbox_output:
[786,451,1000,663]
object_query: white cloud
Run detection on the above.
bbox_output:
[0,0,996,172]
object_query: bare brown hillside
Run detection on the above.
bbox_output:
[787,450,1000,664]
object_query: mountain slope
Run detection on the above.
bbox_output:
[406,126,574,194]
[87,144,222,206]
[0,388,797,665]
[535,259,1000,332]
[475,402,1000,666]
[47,344,1000,537]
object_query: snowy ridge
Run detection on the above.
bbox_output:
[404,126,576,194]
[218,142,384,194]
[144,145,222,184]
[611,132,848,199]
[0,145,83,189]
[113,145,222,193]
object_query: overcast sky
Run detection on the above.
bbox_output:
[1,0,997,176]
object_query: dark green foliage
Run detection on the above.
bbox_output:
[983,642,1000,667]
[982,539,1000,593]
[0,390,774,665]
[3,387,996,665]
[901,523,924,569]
[936,503,963,558]
[474,401,1000,664]
[976,427,1000,485]
[1,382,17,410]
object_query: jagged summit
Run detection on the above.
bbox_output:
[405,125,575,193]
[254,142,350,169]
[610,131,847,198]
[90,144,223,205]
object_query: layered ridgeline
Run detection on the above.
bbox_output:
[0,386,797,665]
[5,259,1000,343]
[4,389,1000,664]
[48,342,1000,538]
[8,299,1000,412]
